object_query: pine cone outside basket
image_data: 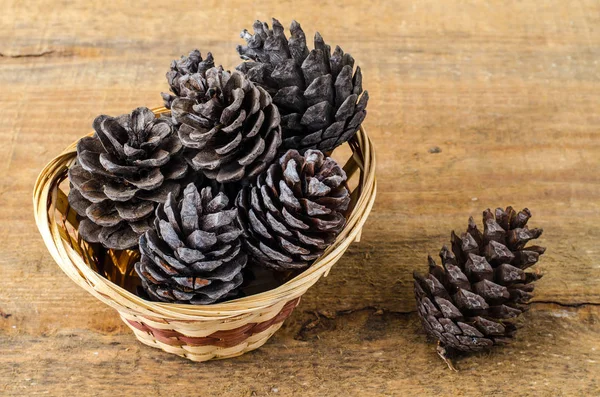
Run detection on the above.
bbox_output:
[414,207,545,352]
[237,18,369,153]
[67,107,190,250]
[236,149,350,271]
[135,183,247,304]
[161,49,216,109]
[170,66,283,184]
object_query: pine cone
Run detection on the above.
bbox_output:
[236,149,350,271]
[237,18,369,153]
[135,183,247,304]
[67,107,190,250]
[414,207,546,352]
[170,66,283,183]
[161,49,215,109]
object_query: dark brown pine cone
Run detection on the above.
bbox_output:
[170,66,282,183]
[414,207,546,352]
[236,149,350,271]
[67,107,190,250]
[237,18,368,153]
[135,183,247,304]
[161,49,215,109]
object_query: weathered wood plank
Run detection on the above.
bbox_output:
[1,0,599,395]
[1,304,599,396]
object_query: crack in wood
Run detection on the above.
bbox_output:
[0,50,55,58]
[531,300,600,308]
[312,301,600,319]
[310,306,417,318]
[294,301,600,341]
[298,300,600,326]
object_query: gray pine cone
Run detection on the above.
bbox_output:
[237,18,368,153]
[236,149,350,271]
[161,49,215,109]
[135,183,247,304]
[414,207,545,352]
[67,107,190,250]
[171,66,282,184]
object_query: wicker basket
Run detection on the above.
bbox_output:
[33,106,377,362]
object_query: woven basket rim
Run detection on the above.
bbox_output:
[33,107,377,320]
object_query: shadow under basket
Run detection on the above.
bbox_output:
[33,106,377,362]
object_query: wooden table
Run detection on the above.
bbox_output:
[1,0,599,395]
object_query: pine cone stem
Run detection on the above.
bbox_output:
[437,343,459,372]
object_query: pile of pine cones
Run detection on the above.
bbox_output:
[66,18,547,365]
[67,19,369,305]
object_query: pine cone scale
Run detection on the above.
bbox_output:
[98,224,139,249]
[85,201,121,227]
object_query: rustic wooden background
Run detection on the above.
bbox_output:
[1,0,599,395]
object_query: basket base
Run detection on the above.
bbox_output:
[119,297,300,362]
[127,321,287,362]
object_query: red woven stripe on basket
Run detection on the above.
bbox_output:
[127,298,300,348]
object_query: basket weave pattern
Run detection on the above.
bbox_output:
[33,107,377,362]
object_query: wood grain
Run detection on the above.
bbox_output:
[1,0,599,395]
